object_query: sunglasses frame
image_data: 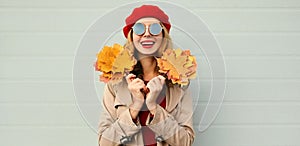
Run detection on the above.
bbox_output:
[132,22,163,36]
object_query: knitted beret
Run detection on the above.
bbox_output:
[122,5,171,38]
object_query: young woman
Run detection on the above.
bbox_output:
[98,5,195,146]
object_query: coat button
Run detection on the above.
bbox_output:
[120,136,132,144]
[156,136,164,142]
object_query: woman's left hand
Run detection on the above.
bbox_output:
[145,75,166,111]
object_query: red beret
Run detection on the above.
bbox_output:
[123,5,171,38]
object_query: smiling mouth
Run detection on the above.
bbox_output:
[141,41,155,48]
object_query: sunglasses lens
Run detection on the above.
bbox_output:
[132,23,145,35]
[149,23,162,35]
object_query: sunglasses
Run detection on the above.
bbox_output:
[132,23,163,36]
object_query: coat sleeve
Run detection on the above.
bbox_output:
[147,87,195,146]
[98,82,141,146]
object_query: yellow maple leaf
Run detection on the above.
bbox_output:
[112,49,137,74]
[95,43,137,83]
[157,48,197,85]
[95,44,123,73]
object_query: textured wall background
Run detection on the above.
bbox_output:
[1,0,300,145]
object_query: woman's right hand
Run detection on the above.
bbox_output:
[126,74,145,119]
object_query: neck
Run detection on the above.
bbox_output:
[139,56,158,81]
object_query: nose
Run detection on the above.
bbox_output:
[143,26,151,37]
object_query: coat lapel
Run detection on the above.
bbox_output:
[114,81,132,107]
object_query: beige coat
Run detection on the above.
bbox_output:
[98,79,195,146]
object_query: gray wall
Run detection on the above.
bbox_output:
[1,0,300,145]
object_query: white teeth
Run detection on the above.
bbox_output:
[141,41,154,45]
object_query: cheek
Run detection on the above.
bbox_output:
[156,37,163,46]
[132,33,138,41]
[156,33,163,44]
[132,34,140,46]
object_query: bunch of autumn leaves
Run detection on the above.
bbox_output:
[95,43,197,85]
